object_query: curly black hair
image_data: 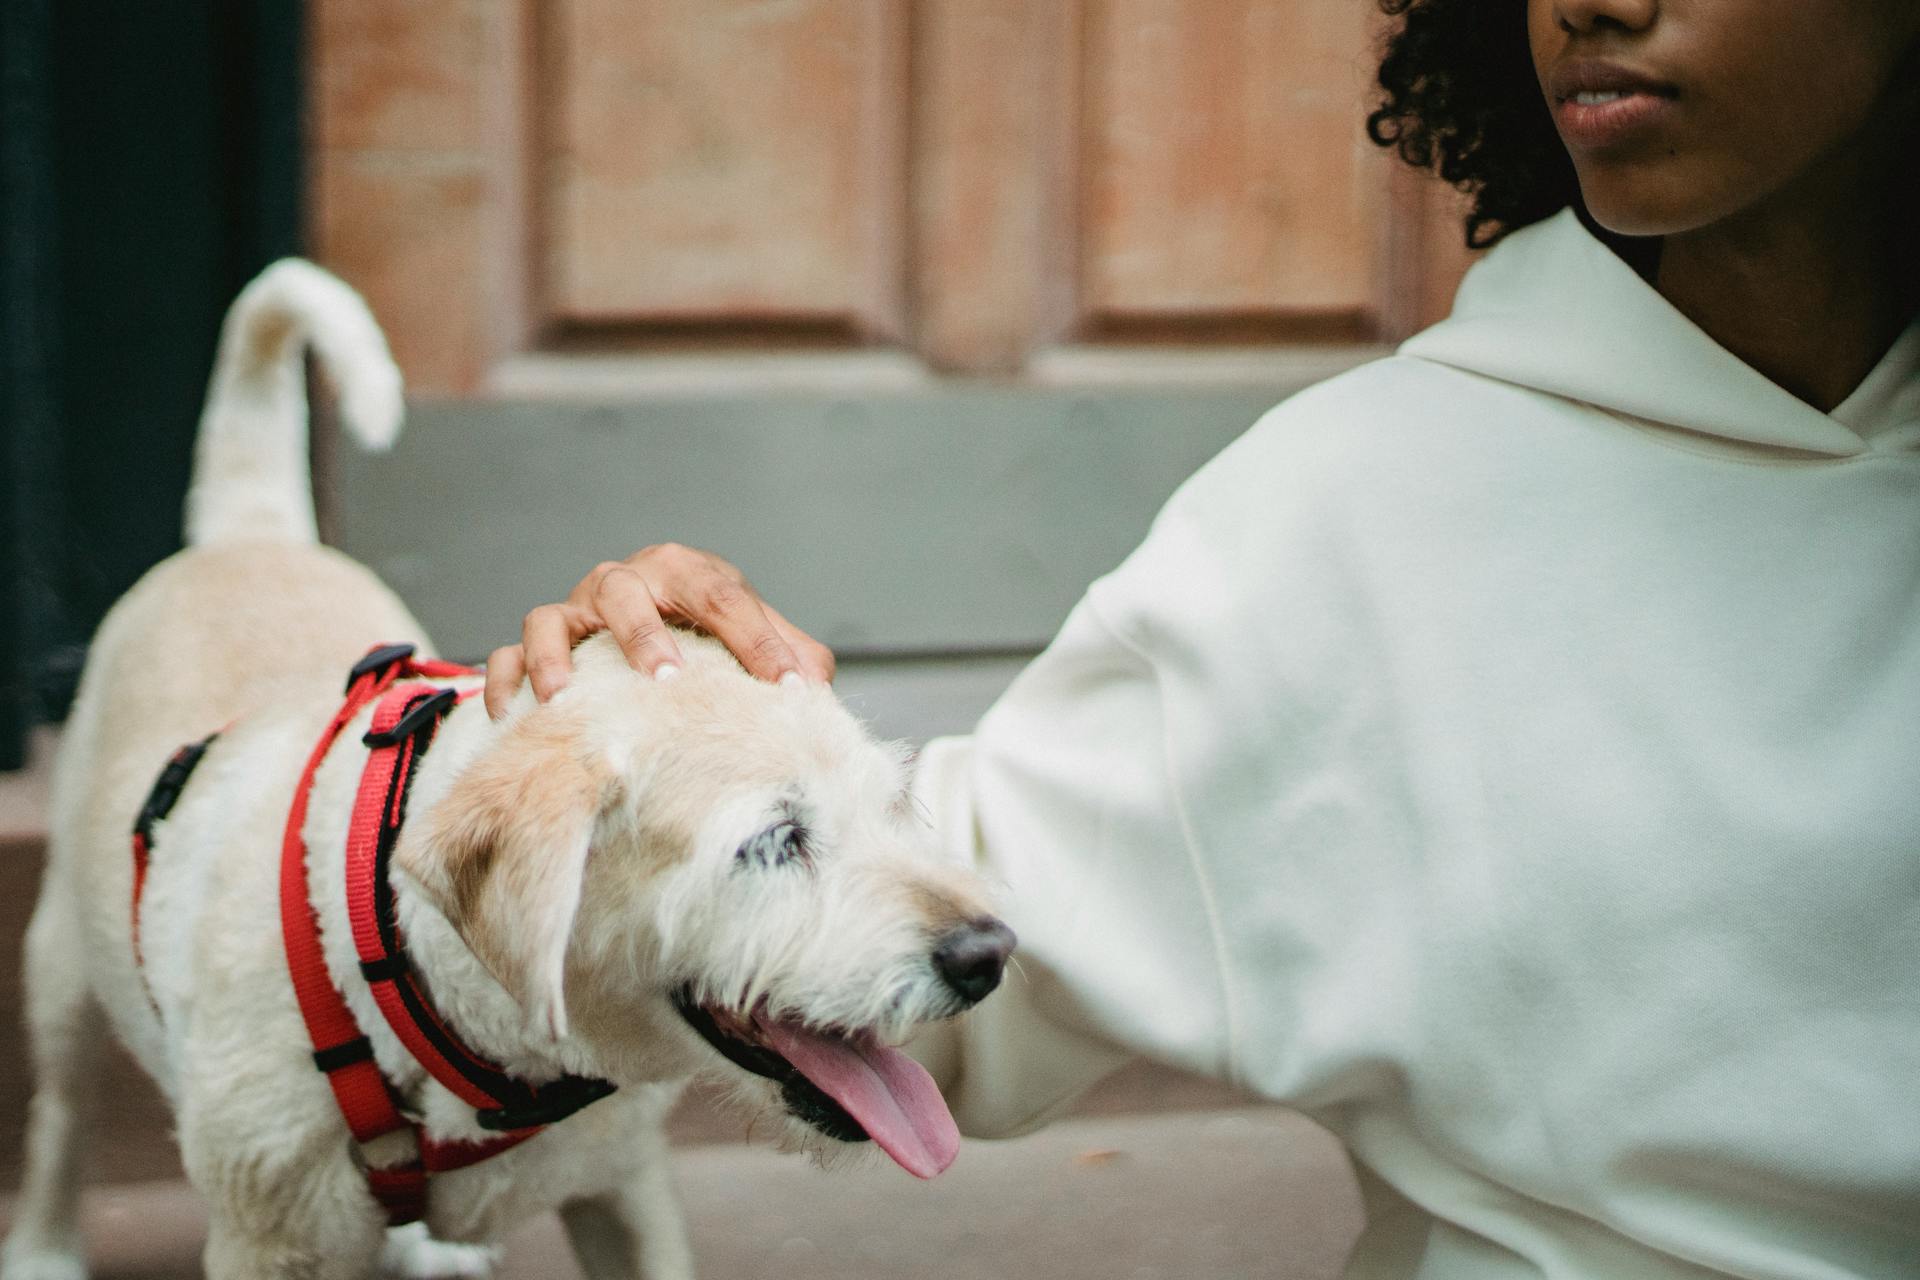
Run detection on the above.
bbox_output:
[1367,0,1580,250]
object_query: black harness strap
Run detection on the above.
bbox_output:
[130,731,220,1012]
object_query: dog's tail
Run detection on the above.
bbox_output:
[184,258,402,547]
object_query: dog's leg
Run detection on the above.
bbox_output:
[0,880,105,1280]
[200,1188,384,1280]
[378,1223,498,1279]
[184,1099,385,1280]
[558,1146,695,1280]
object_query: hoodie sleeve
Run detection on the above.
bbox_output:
[905,363,1429,1138]
[909,501,1251,1139]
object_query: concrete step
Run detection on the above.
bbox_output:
[0,1107,1360,1279]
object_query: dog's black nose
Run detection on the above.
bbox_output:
[933,919,1016,1004]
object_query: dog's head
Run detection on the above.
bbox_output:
[396,633,1012,1177]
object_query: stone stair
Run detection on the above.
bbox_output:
[2,1107,1360,1280]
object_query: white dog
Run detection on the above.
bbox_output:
[1,261,1013,1280]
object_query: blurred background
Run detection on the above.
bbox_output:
[1,2,1474,1275]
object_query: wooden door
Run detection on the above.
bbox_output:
[311,1,1474,662]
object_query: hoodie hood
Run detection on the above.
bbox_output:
[1400,208,1920,457]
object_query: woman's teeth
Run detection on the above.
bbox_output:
[1573,90,1630,106]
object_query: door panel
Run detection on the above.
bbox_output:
[1080,0,1379,327]
[311,0,520,392]
[909,0,1077,372]
[545,0,906,336]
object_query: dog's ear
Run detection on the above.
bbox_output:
[397,709,616,1040]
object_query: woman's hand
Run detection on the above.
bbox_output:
[483,544,837,718]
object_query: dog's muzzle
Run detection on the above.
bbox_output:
[670,985,968,1180]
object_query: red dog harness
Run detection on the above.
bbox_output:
[271,644,614,1224]
[129,644,616,1223]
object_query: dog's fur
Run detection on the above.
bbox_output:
[1,262,1003,1280]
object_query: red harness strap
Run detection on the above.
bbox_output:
[278,644,613,1225]
[345,685,615,1133]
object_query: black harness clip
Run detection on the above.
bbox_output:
[475,1076,619,1132]
[346,643,419,694]
[133,735,219,844]
[363,688,460,748]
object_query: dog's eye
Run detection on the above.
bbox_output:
[736,820,809,870]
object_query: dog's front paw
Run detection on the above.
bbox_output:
[380,1223,498,1279]
[0,1240,88,1280]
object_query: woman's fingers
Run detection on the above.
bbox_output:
[522,602,602,702]
[566,560,624,612]
[615,544,813,685]
[591,565,687,678]
[761,601,836,685]
[651,570,803,685]
[483,644,527,720]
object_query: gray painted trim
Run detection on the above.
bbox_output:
[831,653,1032,746]
[334,379,1336,661]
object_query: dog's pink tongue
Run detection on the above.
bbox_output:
[762,1022,960,1179]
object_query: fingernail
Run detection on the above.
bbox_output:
[779,671,804,688]
[654,663,681,683]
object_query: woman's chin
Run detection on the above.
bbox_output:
[1573,162,1761,241]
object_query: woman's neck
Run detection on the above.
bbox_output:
[1655,124,1917,413]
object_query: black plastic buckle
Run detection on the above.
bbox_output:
[474,1076,618,1132]
[133,735,217,842]
[346,643,418,693]
[362,688,459,748]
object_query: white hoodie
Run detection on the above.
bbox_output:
[912,209,1920,1279]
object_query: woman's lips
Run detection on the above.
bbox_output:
[1547,60,1679,152]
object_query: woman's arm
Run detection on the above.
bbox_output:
[905,582,1237,1136]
